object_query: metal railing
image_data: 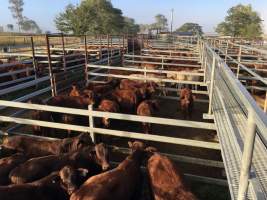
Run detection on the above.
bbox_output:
[199,39,267,199]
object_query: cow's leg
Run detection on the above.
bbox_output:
[143,123,149,134]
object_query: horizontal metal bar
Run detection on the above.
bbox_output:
[125,60,201,68]
[0,76,50,96]
[0,116,220,150]
[0,100,216,130]
[0,76,34,88]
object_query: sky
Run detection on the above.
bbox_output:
[0,0,267,33]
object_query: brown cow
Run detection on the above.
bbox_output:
[59,166,89,195]
[28,99,54,137]
[9,143,109,184]
[147,150,197,200]
[180,87,195,119]
[98,99,120,128]
[2,133,92,157]
[0,171,69,200]
[47,95,94,135]
[112,89,138,113]
[137,100,159,134]
[69,84,81,97]
[70,141,145,200]
[0,153,27,185]
[119,79,158,100]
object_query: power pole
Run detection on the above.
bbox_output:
[170,8,174,34]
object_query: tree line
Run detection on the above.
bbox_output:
[8,0,41,33]
[6,0,264,39]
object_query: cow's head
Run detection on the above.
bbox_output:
[62,133,92,152]
[139,87,147,99]
[150,100,160,111]
[82,90,95,105]
[128,141,145,152]
[59,166,88,195]
[94,143,110,171]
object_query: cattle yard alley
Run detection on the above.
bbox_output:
[0,34,267,200]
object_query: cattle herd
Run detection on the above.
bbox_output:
[30,77,195,136]
[0,133,198,200]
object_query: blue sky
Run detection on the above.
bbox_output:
[0,0,266,33]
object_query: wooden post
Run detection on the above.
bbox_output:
[107,35,110,65]
[110,35,113,61]
[237,46,242,78]
[225,41,229,63]
[45,34,56,97]
[30,36,38,80]
[208,54,216,115]
[84,35,89,84]
[237,108,256,200]
[99,35,102,60]
[132,37,135,60]
[61,33,66,72]
[161,56,164,69]
[122,34,125,54]
[88,104,95,143]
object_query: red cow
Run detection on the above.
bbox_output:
[0,171,69,200]
[0,153,27,185]
[98,99,120,128]
[112,89,138,113]
[137,100,159,134]
[70,141,145,200]
[2,133,93,157]
[28,99,54,137]
[69,84,81,97]
[147,150,197,200]
[180,87,195,119]
[9,143,109,184]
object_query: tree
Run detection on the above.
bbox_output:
[8,0,24,31]
[215,4,263,38]
[7,24,14,32]
[139,24,150,34]
[122,17,139,34]
[176,23,203,35]
[152,14,168,33]
[21,17,42,33]
[55,0,125,35]
[9,0,42,33]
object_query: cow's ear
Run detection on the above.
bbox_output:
[128,141,133,148]
[77,168,89,177]
[145,146,157,153]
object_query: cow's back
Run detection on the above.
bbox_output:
[2,136,60,157]
[148,153,197,200]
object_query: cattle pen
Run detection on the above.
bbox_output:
[0,33,267,200]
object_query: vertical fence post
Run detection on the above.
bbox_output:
[45,34,56,97]
[132,36,135,60]
[237,46,242,78]
[110,35,113,61]
[237,108,256,200]
[122,34,125,54]
[88,104,95,143]
[30,36,38,80]
[84,35,89,84]
[107,35,110,65]
[61,33,66,72]
[208,54,216,115]
[225,41,229,63]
